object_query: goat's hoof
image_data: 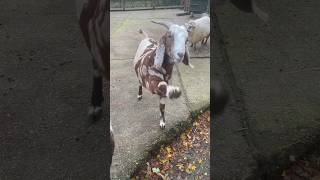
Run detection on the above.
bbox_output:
[88,106,103,121]
[159,120,166,129]
[137,95,143,101]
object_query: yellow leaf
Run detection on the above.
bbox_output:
[187,134,192,139]
[166,147,172,154]
[183,141,188,147]
[185,163,197,174]
[160,159,167,164]
[176,163,184,170]
[181,133,187,141]
[186,168,191,174]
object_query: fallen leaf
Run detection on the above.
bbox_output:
[187,134,192,139]
[176,163,184,170]
[186,163,197,174]
[181,133,186,140]
[152,167,161,174]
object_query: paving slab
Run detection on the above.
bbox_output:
[212,14,257,178]
[215,0,320,176]
[110,59,189,178]
[110,9,210,60]
[178,57,210,112]
[110,9,210,178]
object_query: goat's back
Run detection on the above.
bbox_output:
[133,38,157,66]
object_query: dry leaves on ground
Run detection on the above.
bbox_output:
[132,111,210,180]
[282,159,320,180]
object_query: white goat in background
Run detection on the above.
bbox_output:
[185,15,210,51]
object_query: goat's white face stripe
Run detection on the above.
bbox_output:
[169,25,188,62]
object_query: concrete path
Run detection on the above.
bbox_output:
[110,9,210,178]
[214,0,320,178]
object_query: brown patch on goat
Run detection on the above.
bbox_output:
[134,41,173,97]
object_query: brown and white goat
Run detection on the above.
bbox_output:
[76,0,113,179]
[133,21,194,128]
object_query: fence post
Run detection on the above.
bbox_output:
[122,0,125,11]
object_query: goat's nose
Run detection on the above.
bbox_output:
[178,52,184,58]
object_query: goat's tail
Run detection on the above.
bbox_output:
[138,29,148,38]
[166,85,182,99]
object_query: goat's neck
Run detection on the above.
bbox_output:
[162,54,175,75]
[164,53,175,65]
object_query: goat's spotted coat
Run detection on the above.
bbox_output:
[133,24,192,128]
[134,38,173,97]
[134,35,191,99]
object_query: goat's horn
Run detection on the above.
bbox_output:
[151,20,173,29]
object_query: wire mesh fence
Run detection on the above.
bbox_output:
[111,0,182,11]
[110,0,210,14]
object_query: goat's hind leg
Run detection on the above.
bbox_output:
[159,97,166,129]
[137,85,143,101]
[201,38,206,44]
[204,35,209,45]
[205,37,209,44]
[88,59,104,120]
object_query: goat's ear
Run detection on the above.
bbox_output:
[154,36,166,68]
[182,44,194,68]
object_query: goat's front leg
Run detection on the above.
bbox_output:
[137,85,143,101]
[193,43,197,51]
[88,60,104,120]
[159,97,166,129]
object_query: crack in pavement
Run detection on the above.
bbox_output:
[212,11,261,178]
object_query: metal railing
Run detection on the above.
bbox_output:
[111,0,182,11]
